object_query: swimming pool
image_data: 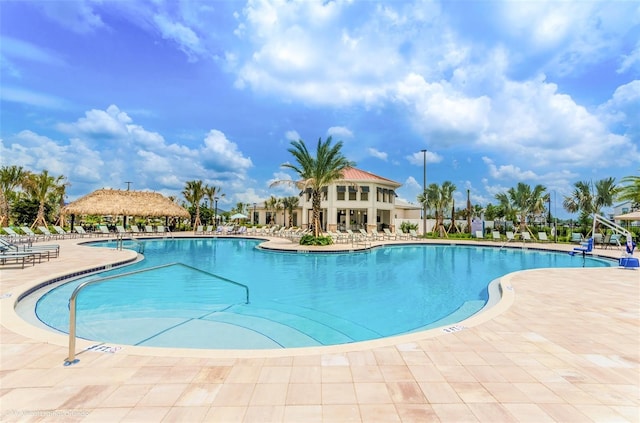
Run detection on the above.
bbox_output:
[33,238,611,349]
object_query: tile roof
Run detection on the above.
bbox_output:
[341,167,401,187]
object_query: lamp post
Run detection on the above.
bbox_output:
[547,194,551,228]
[421,149,427,236]
[214,197,219,226]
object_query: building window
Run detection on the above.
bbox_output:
[337,185,346,201]
[348,186,357,201]
[361,186,369,201]
[377,187,382,202]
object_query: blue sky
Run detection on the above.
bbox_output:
[1,0,638,218]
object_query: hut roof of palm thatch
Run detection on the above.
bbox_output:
[62,189,190,218]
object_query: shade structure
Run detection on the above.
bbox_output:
[614,211,640,221]
[62,189,190,218]
[230,213,248,220]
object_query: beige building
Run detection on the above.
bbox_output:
[253,167,421,233]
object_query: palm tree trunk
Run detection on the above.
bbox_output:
[32,201,47,228]
[312,191,321,237]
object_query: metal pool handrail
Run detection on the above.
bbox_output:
[115,233,145,254]
[64,262,250,366]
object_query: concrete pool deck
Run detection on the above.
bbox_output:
[0,234,638,422]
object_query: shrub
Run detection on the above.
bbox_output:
[299,235,334,246]
[400,221,418,233]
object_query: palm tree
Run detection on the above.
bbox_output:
[418,181,456,237]
[264,196,280,225]
[204,185,225,225]
[271,137,355,237]
[0,165,30,226]
[563,178,616,228]
[282,196,299,227]
[182,180,206,228]
[23,170,65,228]
[616,171,640,210]
[496,182,547,234]
[54,178,71,226]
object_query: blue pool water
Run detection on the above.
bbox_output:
[34,238,611,349]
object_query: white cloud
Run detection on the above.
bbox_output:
[618,42,640,74]
[285,130,300,141]
[37,0,105,34]
[153,14,204,61]
[57,104,133,139]
[1,36,67,67]
[3,105,254,200]
[482,157,538,181]
[327,126,353,139]
[404,176,420,190]
[395,73,491,145]
[406,150,443,166]
[201,130,253,172]
[367,148,388,161]
[0,86,69,109]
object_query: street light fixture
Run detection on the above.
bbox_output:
[214,197,219,226]
[421,149,427,236]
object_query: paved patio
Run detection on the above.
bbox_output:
[1,234,638,422]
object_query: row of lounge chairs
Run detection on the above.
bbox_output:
[327,228,419,244]
[0,237,60,269]
[479,230,626,249]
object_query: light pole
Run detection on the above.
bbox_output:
[421,149,427,235]
[214,197,219,226]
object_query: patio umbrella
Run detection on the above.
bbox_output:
[230,213,248,220]
[614,211,640,221]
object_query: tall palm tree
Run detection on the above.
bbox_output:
[418,181,456,237]
[204,185,225,225]
[271,137,355,237]
[23,170,65,228]
[563,178,616,227]
[616,171,640,210]
[282,196,299,227]
[182,180,206,228]
[0,165,30,226]
[496,182,547,234]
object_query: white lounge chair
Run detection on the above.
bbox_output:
[74,226,90,237]
[2,227,30,243]
[521,231,532,242]
[395,229,409,240]
[538,232,549,242]
[97,225,112,236]
[38,226,60,240]
[492,231,501,241]
[53,225,75,238]
[20,226,45,241]
[475,230,484,239]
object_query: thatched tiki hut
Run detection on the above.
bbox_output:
[62,189,190,229]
